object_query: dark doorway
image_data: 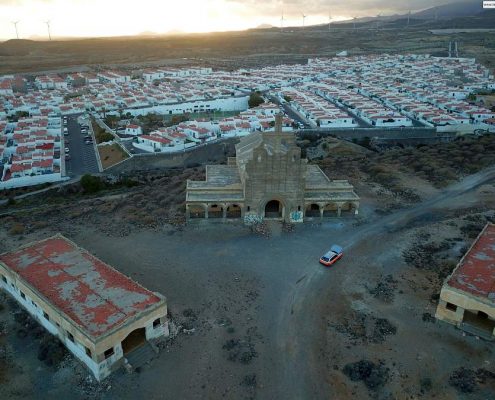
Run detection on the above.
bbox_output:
[462,310,495,336]
[189,205,205,219]
[305,203,320,218]
[226,204,242,218]
[208,204,223,219]
[122,328,146,355]
[265,200,282,218]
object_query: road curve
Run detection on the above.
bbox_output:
[277,165,495,398]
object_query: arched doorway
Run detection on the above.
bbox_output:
[121,327,146,355]
[189,205,205,219]
[265,200,283,219]
[323,203,338,217]
[208,204,223,219]
[340,202,355,215]
[226,204,242,218]
[305,203,320,218]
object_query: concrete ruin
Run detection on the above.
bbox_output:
[0,234,168,380]
[436,223,495,340]
[186,114,359,223]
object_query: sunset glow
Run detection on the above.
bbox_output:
[0,0,443,40]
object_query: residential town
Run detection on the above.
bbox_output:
[1,1,495,398]
[1,53,495,189]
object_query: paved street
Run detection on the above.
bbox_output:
[64,116,100,176]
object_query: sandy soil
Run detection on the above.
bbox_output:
[0,164,494,400]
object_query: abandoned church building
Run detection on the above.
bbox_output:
[0,235,168,380]
[435,223,495,339]
[186,114,360,223]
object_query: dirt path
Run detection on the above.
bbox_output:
[1,166,494,399]
[279,165,495,398]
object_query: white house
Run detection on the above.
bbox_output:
[125,124,143,136]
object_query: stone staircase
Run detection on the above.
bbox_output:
[124,342,158,370]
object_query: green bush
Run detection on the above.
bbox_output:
[80,174,105,194]
[248,91,264,108]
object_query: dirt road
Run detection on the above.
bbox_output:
[279,166,495,399]
[1,166,494,399]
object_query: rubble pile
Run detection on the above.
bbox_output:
[250,221,270,238]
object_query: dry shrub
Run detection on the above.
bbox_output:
[9,223,25,235]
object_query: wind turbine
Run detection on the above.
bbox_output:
[328,12,332,31]
[302,13,307,28]
[280,12,284,31]
[407,10,411,27]
[375,14,381,31]
[352,16,357,31]
[45,20,52,41]
[12,21,20,39]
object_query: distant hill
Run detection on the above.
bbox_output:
[256,24,274,30]
[332,0,488,27]
[412,0,484,19]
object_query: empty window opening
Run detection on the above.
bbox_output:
[20,291,26,300]
[153,318,161,328]
[446,302,457,312]
[85,347,92,358]
[67,332,74,342]
[43,312,50,321]
[104,348,114,359]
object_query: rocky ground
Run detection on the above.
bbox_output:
[0,136,495,399]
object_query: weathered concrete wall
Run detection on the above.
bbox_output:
[298,127,440,140]
[105,138,239,174]
[435,286,495,338]
[243,132,306,222]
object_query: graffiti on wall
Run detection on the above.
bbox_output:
[244,214,263,225]
[290,211,303,223]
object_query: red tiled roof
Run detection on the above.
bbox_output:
[447,224,495,301]
[0,236,162,338]
[141,135,171,144]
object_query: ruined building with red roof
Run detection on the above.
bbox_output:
[435,223,495,339]
[0,235,168,380]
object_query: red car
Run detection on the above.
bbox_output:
[319,245,343,267]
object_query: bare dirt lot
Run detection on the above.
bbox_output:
[98,143,129,170]
[1,137,495,399]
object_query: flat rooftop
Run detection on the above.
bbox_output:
[447,223,495,302]
[0,235,163,338]
[187,165,241,189]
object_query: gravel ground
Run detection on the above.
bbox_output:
[0,166,494,399]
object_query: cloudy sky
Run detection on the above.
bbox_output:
[0,0,457,40]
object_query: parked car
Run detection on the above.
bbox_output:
[65,154,71,161]
[64,147,70,153]
[319,245,343,267]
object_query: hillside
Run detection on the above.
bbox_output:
[0,11,494,75]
